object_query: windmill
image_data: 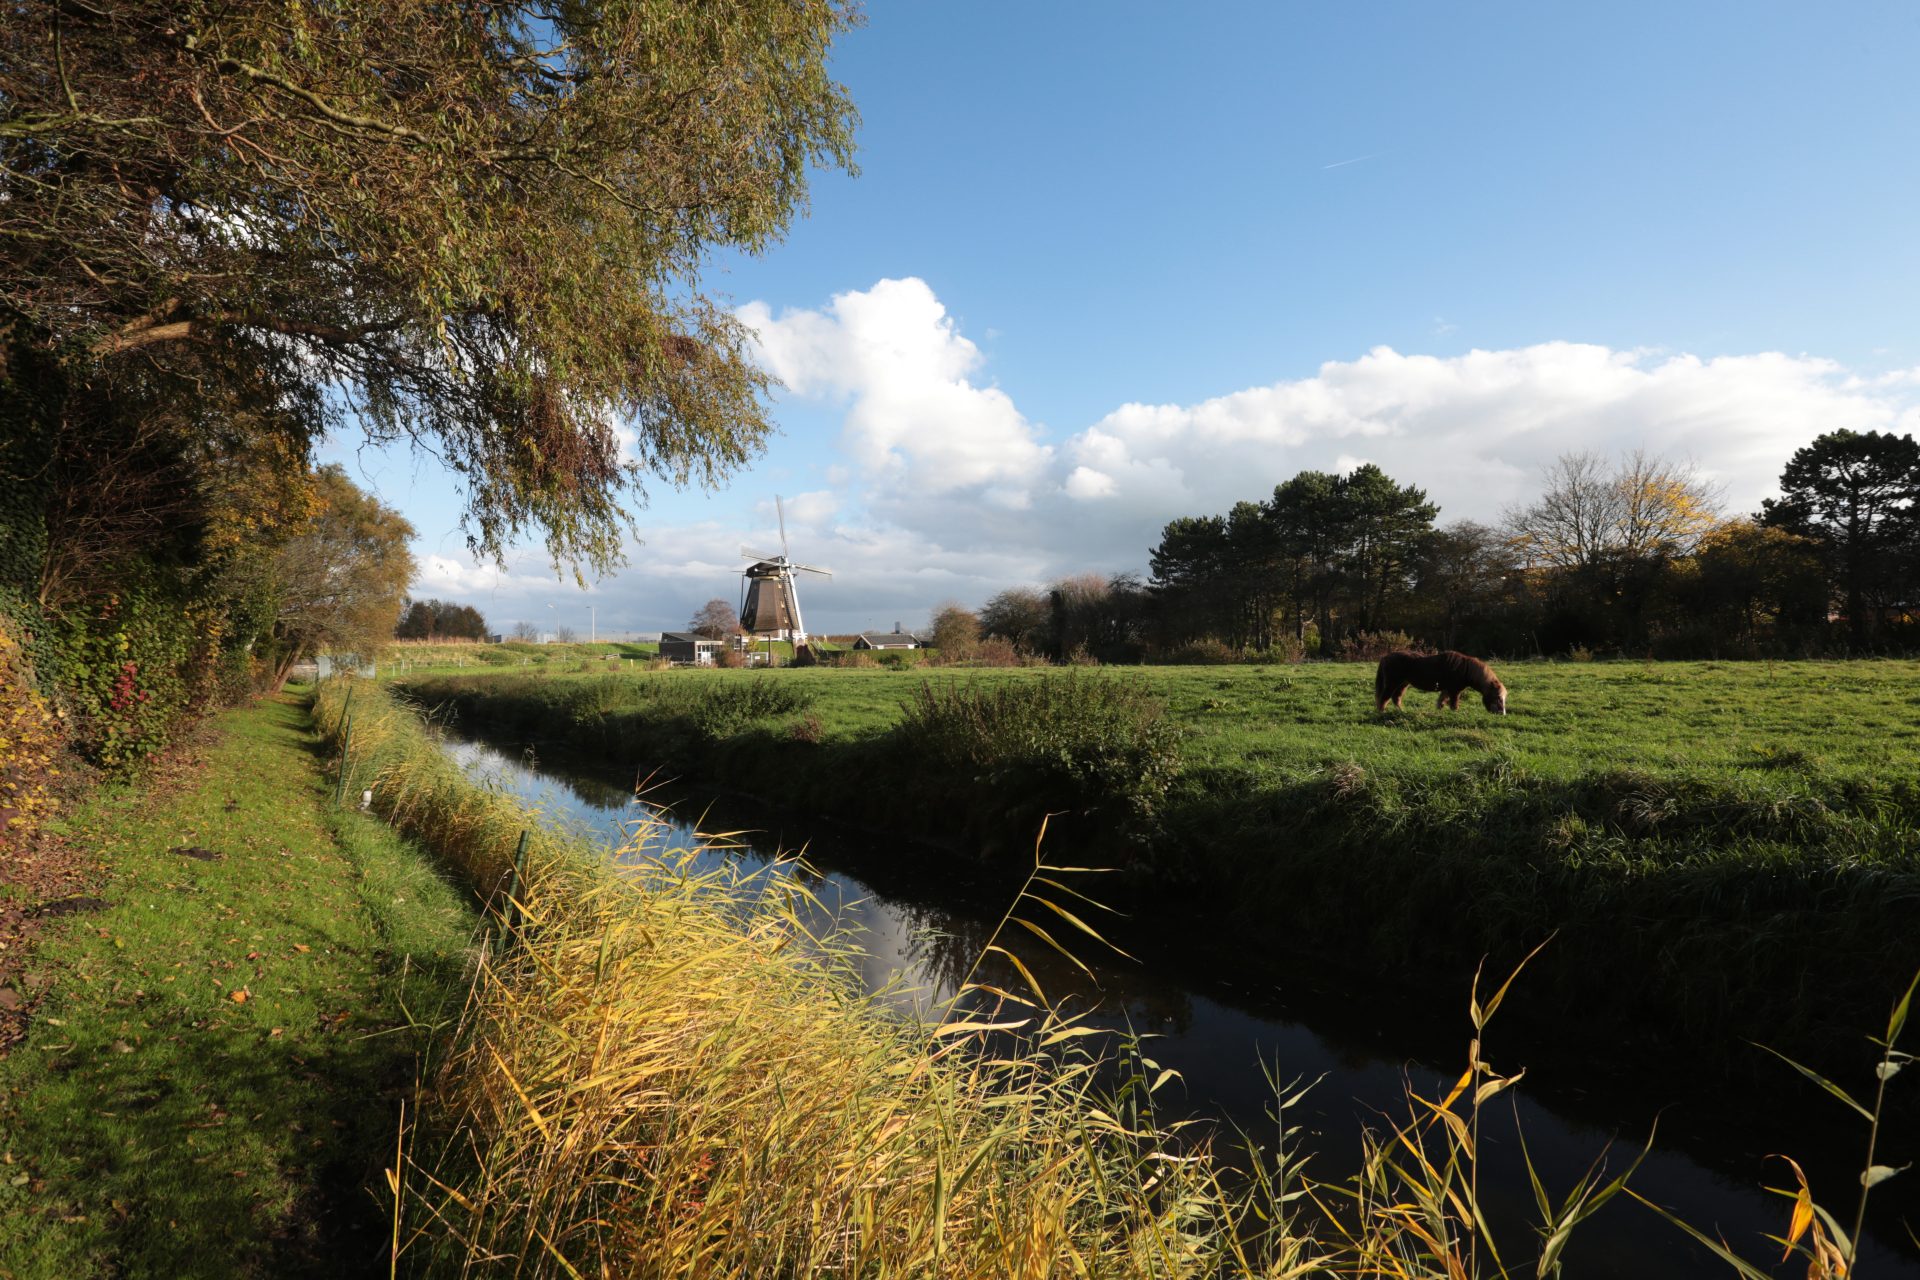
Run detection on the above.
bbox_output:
[739,496,832,661]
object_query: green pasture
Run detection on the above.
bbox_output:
[398,657,1920,1080]
[416,656,1920,785]
[367,639,658,681]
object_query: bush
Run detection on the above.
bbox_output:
[970,635,1025,667]
[1160,638,1237,665]
[0,623,61,843]
[1336,629,1423,662]
[686,679,816,737]
[58,579,197,769]
[895,672,1184,850]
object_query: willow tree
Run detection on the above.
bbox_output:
[1,0,860,571]
[269,466,416,686]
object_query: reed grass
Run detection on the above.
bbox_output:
[311,678,1317,1276]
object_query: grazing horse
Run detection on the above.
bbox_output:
[1375,650,1507,715]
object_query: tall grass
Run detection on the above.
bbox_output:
[311,679,1312,1276]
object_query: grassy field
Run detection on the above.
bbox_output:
[399,658,1920,1080]
[372,639,660,681]
[406,654,1920,775]
[0,695,477,1279]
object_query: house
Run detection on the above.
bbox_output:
[659,632,726,665]
[852,632,922,650]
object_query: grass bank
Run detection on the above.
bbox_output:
[312,677,1318,1276]
[399,661,1920,1078]
[0,693,477,1279]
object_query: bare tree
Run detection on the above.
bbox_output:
[1503,452,1618,573]
[979,587,1052,654]
[689,599,742,640]
[510,620,539,642]
[1506,450,1721,572]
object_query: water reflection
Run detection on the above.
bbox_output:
[438,733,1915,1279]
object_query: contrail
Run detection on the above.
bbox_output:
[1321,153,1377,170]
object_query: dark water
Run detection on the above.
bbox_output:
[443,734,1917,1278]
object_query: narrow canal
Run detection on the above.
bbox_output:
[443,730,1916,1278]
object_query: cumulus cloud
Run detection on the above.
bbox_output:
[1058,343,1920,537]
[739,278,1052,493]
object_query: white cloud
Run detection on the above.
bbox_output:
[1063,466,1117,500]
[740,278,1052,494]
[1042,342,1920,550]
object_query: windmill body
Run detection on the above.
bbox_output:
[739,497,830,659]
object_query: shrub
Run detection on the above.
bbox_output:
[688,678,816,737]
[1161,638,1237,665]
[59,581,195,769]
[1336,629,1423,662]
[970,635,1024,667]
[896,672,1184,848]
[1269,633,1310,664]
[0,624,61,843]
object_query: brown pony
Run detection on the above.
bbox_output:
[1375,650,1507,714]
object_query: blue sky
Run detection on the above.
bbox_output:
[326,1,1920,637]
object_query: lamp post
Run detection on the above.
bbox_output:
[546,602,555,643]
[590,604,596,644]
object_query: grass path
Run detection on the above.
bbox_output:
[0,693,476,1279]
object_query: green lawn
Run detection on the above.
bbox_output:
[0,694,477,1279]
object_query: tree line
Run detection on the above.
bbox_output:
[956,431,1919,662]
[395,599,490,643]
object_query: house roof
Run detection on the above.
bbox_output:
[659,632,722,645]
[853,632,922,646]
